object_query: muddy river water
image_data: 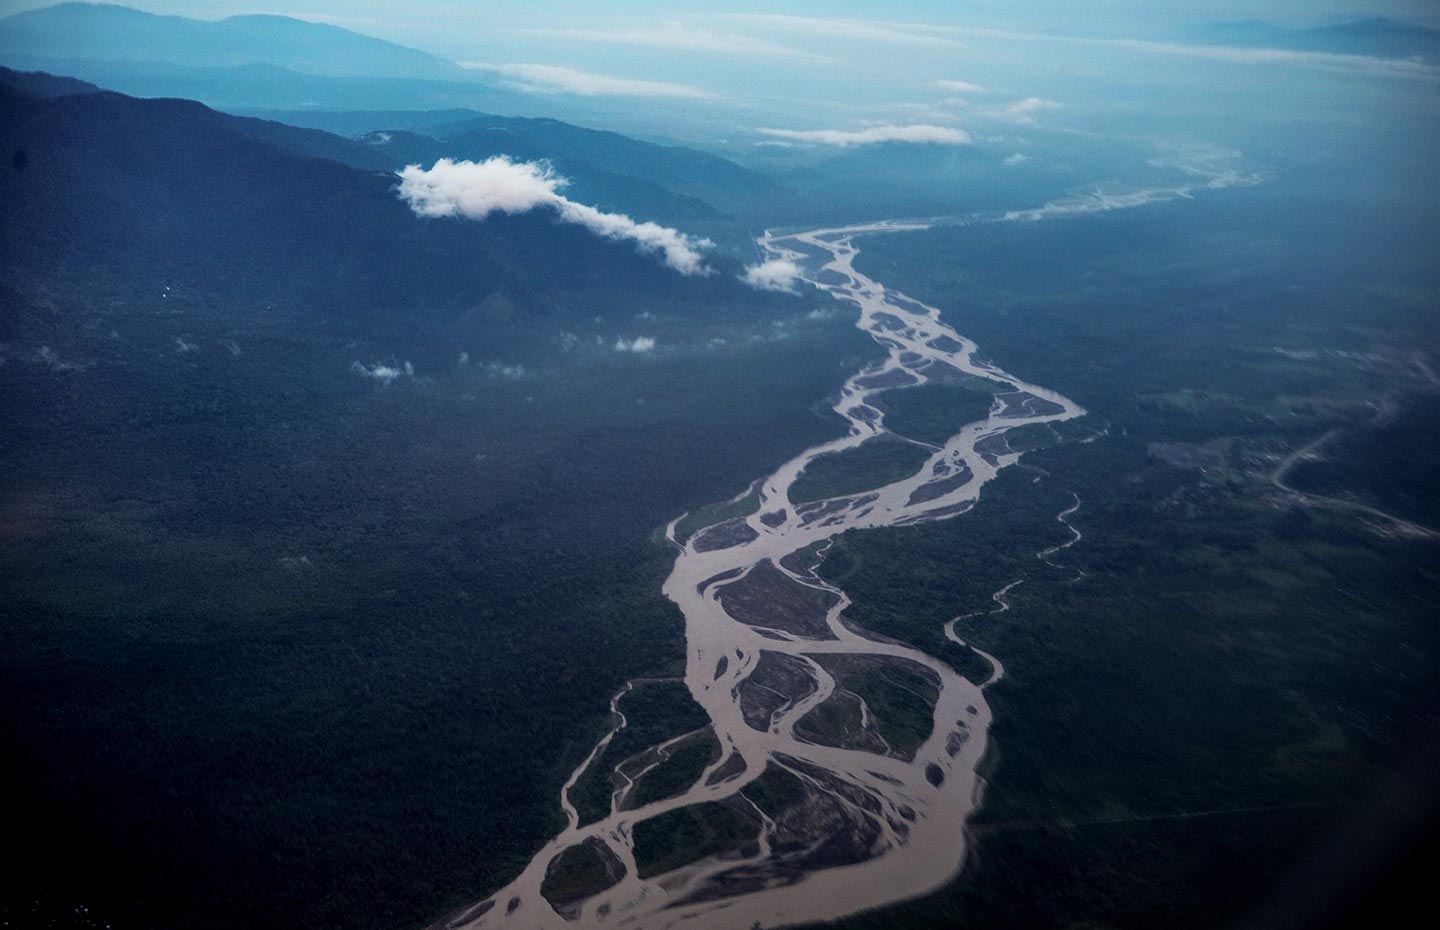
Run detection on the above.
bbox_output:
[432,219,1086,930]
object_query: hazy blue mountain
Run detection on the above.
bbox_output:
[236,107,490,137]
[0,4,534,116]
[239,107,778,222]
[0,2,467,79]
[248,108,774,202]
[433,114,775,205]
[1175,17,1440,61]
[2,58,536,114]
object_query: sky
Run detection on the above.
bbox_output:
[4,1,1440,57]
[3,1,1436,150]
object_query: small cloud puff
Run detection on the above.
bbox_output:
[755,124,970,147]
[1003,153,1030,166]
[935,79,986,94]
[397,157,713,275]
[742,258,804,293]
[482,361,527,379]
[990,97,1061,125]
[352,360,414,383]
[613,336,657,353]
[459,62,716,99]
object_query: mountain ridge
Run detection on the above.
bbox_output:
[0,2,468,79]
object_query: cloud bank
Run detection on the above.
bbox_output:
[459,62,716,98]
[523,24,821,60]
[352,360,413,383]
[942,25,1440,82]
[756,124,970,147]
[721,14,964,48]
[614,336,657,353]
[396,157,713,275]
[935,79,987,94]
[742,258,803,293]
[989,97,1061,125]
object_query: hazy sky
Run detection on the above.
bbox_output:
[4,0,1435,147]
[4,2,1439,60]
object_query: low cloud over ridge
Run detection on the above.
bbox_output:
[756,124,970,147]
[989,97,1061,125]
[935,79,987,94]
[459,62,716,98]
[396,157,713,275]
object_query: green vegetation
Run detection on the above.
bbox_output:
[810,655,937,759]
[879,382,1001,446]
[1287,396,1440,530]
[570,682,711,826]
[999,422,1057,453]
[631,731,721,808]
[673,485,761,545]
[790,438,933,503]
[539,840,622,911]
[0,87,884,930]
[740,763,808,818]
[819,187,1440,930]
[632,801,760,879]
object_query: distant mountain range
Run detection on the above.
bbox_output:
[0,3,552,114]
[1175,17,1440,61]
[0,2,466,79]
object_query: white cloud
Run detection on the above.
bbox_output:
[614,336,657,353]
[989,97,1061,125]
[482,361,527,379]
[396,157,713,275]
[1004,153,1030,166]
[352,360,413,383]
[459,62,717,98]
[1110,39,1440,80]
[720,14,964,48]
[742,258,803,293]
[935,79,987,94]
[522,23,822,60]
[174,337,198,354]
[939,26,1440,82]
[32,345,84,372]
[755,124,970,147]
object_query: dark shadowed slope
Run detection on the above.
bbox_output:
[0,79,775,328]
